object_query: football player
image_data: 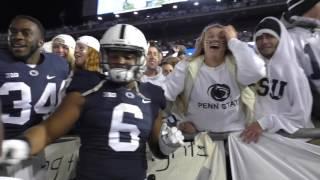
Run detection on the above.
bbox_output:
[3,24,184,180]
[0,15,70,140]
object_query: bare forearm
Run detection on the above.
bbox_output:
[24,92,84,155]
[24,124,52,155]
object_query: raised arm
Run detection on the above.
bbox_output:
[224,25,266,85]
[161,60,188,101]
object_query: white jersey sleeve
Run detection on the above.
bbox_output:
[161,60,188,101]
[228,38,266,85]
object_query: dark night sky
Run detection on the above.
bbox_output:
[0,0,83,33]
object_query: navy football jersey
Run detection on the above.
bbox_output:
[0,51,69,139]
[67,70,166,180]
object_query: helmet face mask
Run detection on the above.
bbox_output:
[101,50,145,83]
[100,24,148,83]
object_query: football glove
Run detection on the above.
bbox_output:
[0,139,30,165]
[159,122,185,155]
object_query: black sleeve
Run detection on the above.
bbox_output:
[67,70,104,94]
[140,82,166,110]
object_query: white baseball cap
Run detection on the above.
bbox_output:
[40,41,52,53]
[52,34,76,50]
[77,35,100,52]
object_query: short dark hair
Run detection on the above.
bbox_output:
[10,15,46,39]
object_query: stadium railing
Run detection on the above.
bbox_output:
[184,128,320,141]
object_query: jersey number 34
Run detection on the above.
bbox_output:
[0,81,65,125]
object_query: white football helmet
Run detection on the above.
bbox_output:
[100,24,148,83]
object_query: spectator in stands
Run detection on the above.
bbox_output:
[74,35,101,72]
[140,44,166,87]
[176,45,187,61]
[40,41,52,53]
[161,23,265,179]
[164,56,180,67]
[162,23,265,136]
[161,56,180,76]
[161,62,174,76]
[51,34,76,70]
[164,44,187,61]
[7,24,184,180]
[282,0,320,123]
[65,35,102,135]
[0,15,69,166]
[241,17,314,143]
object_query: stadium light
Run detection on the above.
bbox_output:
[193,2,199,6]
[97,16,103,21]
[172,5,178,9]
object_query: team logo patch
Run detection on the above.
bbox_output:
[46,75,56,80]
[29,70,39,76]
[125,92,135,99]
[103,92,117,98]
[207,84,230,101]
[5,72,19,78]
[142,98,151,104]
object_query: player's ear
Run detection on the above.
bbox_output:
[38,40,44,48]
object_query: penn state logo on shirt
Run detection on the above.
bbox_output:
[207,84,230,101]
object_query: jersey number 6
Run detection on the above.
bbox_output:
[109,103,142,152]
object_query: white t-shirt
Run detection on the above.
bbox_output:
[186,63,246,132]
[163,38,266,132]
[140,66,166,87]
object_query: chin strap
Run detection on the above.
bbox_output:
[81,80,106,96]
[132,81,151,101]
